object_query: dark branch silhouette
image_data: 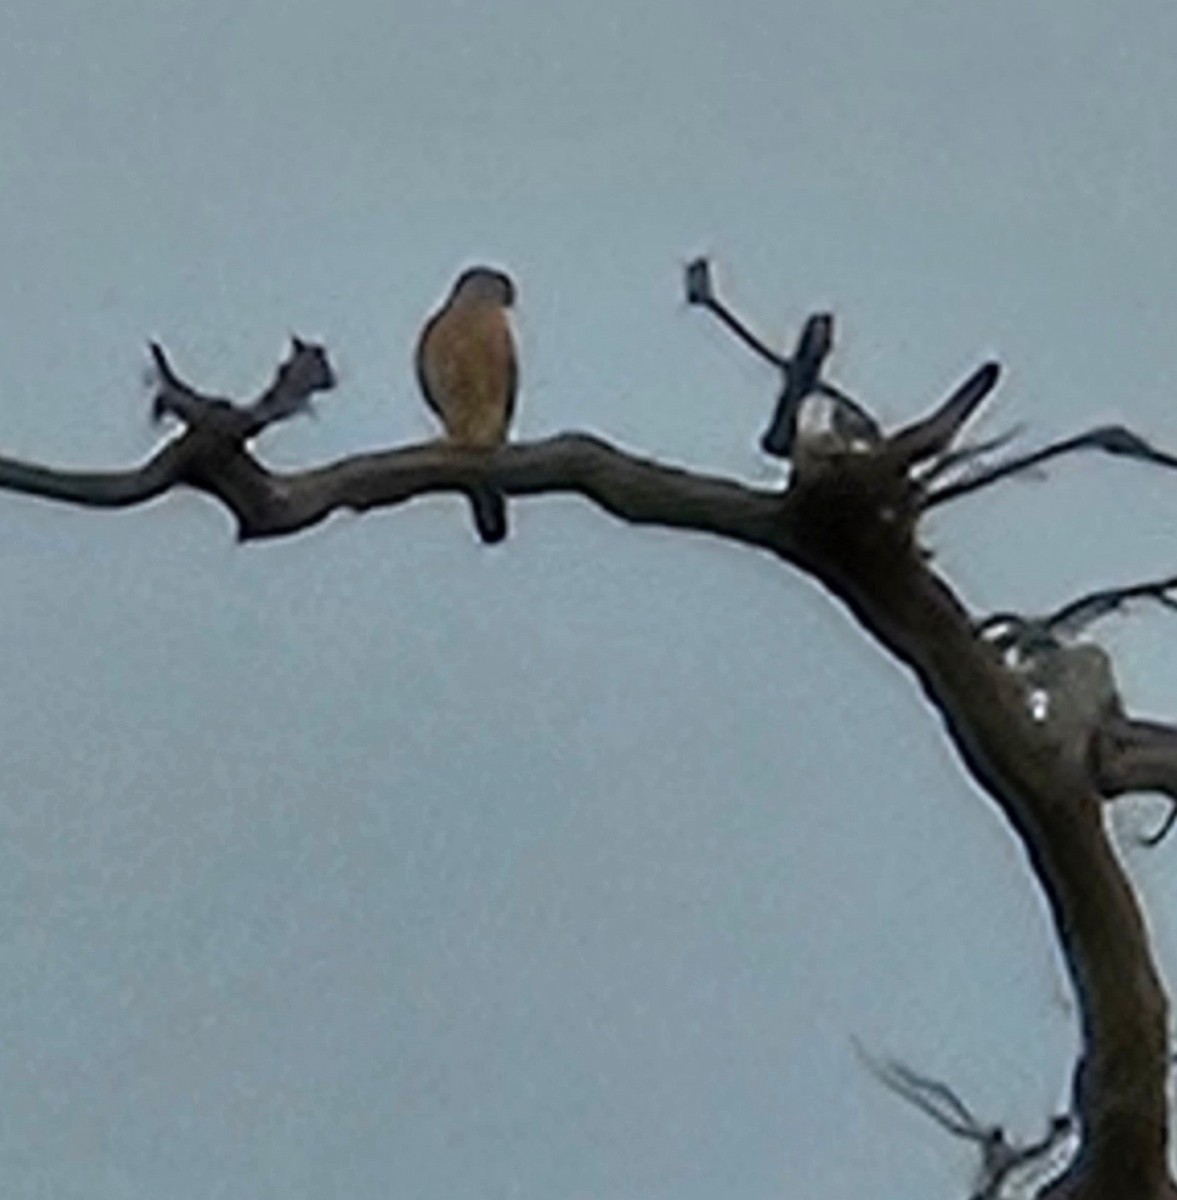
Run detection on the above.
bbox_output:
[1096,715,1177,847]
[1034,574,1177,638]
[151,336,337,439]
[246,335,337,426]
[685,255,791,370]
[886,360,1002,471]
[684,256,1011,481]
[977,572,1177,650]
[684,257,871,457]
[916,424,1026,486]
[854,1040,1074,1199]
[925,426,1177,509]
[0,274,1174,1196]
[687,258,1177,526]
[0,422,789,548]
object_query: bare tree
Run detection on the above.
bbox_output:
[3,263,1177,1197]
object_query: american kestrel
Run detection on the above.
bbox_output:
[415,266,518,543]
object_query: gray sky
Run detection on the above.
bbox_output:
[3,2,1177,1196]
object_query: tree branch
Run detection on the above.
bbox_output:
[300,434,789,548]
[0,439,194,508]
[776,482,1173,1197]
[150,336,338,437]
[1,339,1173,1194]
[884,361,1001,471]
[0,431,792,548]
[684,256,791,370]
[1095,716,1177,847]
[854,1039,1074,1198]
[924,425,1177,509]
[974,572,1177,851]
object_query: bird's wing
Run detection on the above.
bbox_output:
[416,304,517,446]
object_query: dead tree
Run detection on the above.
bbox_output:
[3,265,1177,1198]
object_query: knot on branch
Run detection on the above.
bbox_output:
[785,447,919,565]
[976,574,1177,843]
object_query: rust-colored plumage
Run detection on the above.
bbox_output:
[416,266,518,543]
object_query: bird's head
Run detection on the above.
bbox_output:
[452,266,516,308]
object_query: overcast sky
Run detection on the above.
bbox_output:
[4,2,1177,1197]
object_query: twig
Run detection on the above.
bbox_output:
[684,257,789,369]
[925,425,1177,509]
[150,337,337,438]
[149,342,234,423]
[853,1038,996,1140]
[886,361,1002,470]
[853,1039,1073,1198]
[1094,715,1177,848]
[1142,800,1177,848]
[916,425,1024,485]
[977,572,1177,647]
[685,259,1005,470]
[1045,574,1177,638]
[683,258,867,457]
[245,335,337,428]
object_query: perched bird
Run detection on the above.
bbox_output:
[415,266,518,543]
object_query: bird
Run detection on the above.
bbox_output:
[415,266,518,543]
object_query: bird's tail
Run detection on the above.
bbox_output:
[470,486,508,544]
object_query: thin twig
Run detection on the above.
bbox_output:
[1142,803,1177,848]
[854,1039,1074,1198]
[1046,574,1177,638]
[886,361,1002,469]
[925,425,1177,509]
[853,1038,992,1139]
[977,573,1177,648]
[149,338,338,438]
[684,257,790,369]
[916,425,1024,485]
[701,296,791,370]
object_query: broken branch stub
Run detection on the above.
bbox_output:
[149,336,338,441]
